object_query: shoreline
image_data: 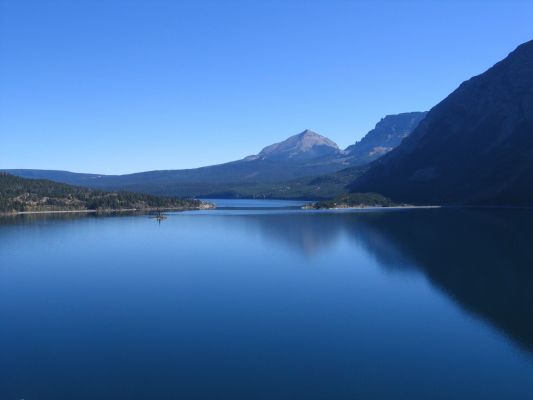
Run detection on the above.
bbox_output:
[0,204,215,217]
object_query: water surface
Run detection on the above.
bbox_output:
[1,201,533,399]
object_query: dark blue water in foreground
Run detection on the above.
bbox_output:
[1,200,533,399]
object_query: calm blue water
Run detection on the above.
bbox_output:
[1,201,533,399]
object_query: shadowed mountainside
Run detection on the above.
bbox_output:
[351,40,533,206]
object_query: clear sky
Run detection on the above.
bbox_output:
[1,0,532,174]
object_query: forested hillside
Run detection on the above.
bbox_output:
[0,173,206,213]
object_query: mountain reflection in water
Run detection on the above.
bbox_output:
[231,208,533,352]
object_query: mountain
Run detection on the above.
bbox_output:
[0,173,207,214]
[252,129,340,161]
[3,114,425,198]
[351,40,533,206]
[6,130,346,191]
[343,112,427,165]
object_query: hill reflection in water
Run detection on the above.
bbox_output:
[231,208,533,352]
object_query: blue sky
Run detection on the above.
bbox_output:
[1,0,532,174]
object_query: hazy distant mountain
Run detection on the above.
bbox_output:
[351,40,533,206]
[343,112,427,166]
[3,131,346,194]
[1,169,105,186]
[3,115,424,198]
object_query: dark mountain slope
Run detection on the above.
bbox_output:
[351,40,533,206]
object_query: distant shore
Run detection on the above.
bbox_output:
[303,204,441,211]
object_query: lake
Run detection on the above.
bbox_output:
[1,200,533,399]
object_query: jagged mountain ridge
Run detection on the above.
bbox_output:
[343,112,428,166]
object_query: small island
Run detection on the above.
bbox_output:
[305,192,399,209]
[0,173,213,215]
